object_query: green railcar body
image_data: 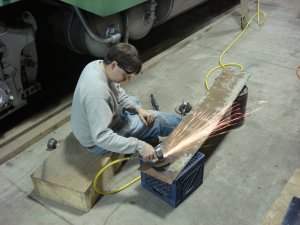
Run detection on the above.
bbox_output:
[0,0,21,7]
[0,0,148,16]
[60,0,147,16]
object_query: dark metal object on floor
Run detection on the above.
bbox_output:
[179,99,192,116]
[47,138,57,150]
[150,94,159,111]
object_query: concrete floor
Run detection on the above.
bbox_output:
[1,0,300,224]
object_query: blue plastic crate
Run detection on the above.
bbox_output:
[141,151,205,208]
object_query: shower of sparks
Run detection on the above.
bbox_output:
[163,100,267,158]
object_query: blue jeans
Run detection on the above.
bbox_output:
[87,96,182,154]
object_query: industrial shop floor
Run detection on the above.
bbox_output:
[1,0,299,224]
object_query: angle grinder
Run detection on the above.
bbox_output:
[153,143,171,168]
[154,143,164,162]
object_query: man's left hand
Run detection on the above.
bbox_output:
[136,108,154,126]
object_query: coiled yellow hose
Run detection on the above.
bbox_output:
[93,156,141,195]
[205,0,267,90]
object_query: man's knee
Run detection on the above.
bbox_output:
[151,111,182,136]
[153,111,182,127]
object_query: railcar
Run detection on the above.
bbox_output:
[0,0,226,119]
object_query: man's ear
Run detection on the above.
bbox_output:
[111,61,118,69]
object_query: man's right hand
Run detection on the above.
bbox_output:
[139,142,156,162]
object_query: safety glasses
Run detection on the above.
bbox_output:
[103,59,135,75]
[117,64,135,75]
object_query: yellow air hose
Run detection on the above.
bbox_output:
[205,0,267,90]
[93,156,141,195]
[94,0,267,195]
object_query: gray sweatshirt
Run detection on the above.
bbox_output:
[71,60,144,154]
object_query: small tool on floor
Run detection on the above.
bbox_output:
[176,98,192,116]
[150,94,159,111]
[47,138,57,150]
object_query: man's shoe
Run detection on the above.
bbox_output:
[145,138,161,147]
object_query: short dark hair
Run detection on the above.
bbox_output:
[103,43,142,74]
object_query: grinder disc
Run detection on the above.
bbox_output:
[152,158,171,171]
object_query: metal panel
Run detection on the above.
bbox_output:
[0,0,21,7]
[59,0,147,17]
[140,69,251,184]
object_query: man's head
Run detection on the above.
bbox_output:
[103,43,142,83]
